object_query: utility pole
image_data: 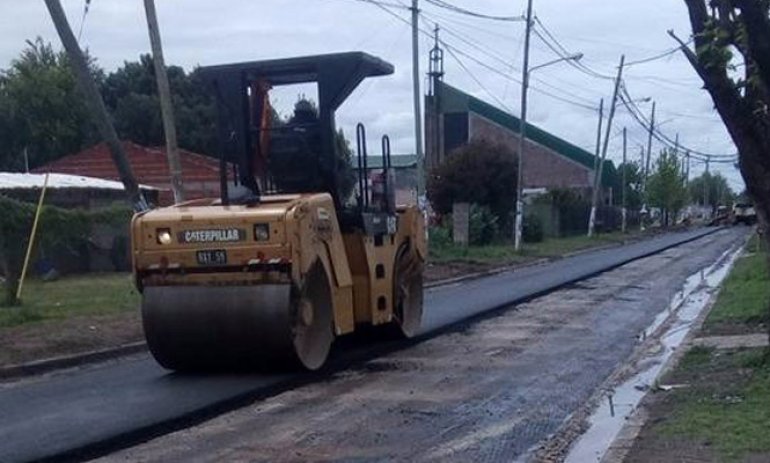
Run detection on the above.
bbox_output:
[643,101,656,196]
[513,0,534,251]
[44,0,147,211]
[621,127,627,233]
[589,55,624,237]
[144,0,184,204]
[704,158,710,213]
[411,0,425,208]
[685,150,690,182]
[593,99,604,174]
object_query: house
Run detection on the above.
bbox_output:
[33,141,225,206]
[0,172,159,209]
[425,81,617,200]
[0,172,160,273]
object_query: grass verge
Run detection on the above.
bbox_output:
[429,231,637,264]
[628,235,770,463]
[0,273,139,328]
[703,234,769,335]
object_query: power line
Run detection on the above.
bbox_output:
[443,44,512,111]
[532,16,616,81]
[619,85,738,161]
[418,11,600,107]
[624,41,691,67]
[323,0,410,10]
[382,6,599,111]
[422,0,524,22]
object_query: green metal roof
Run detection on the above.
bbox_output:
[352,155,417,169]
[436,81,617,188]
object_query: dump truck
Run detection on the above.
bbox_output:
[131,53,425,371]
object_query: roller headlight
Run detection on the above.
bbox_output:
[156,228,173,245]
[254,223,270,241]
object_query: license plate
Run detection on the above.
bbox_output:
[196,249,227,266]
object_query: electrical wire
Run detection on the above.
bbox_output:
[418,10,600,107]
[422,0,524,22]
[619,85,738,161]
[624,41,692,67]
[76,0,91,42]
[370,2,600,112]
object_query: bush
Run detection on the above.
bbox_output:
[469,204,500,245]
[428,222,452,249]
[0,195,132,305]
[427,138,517,227]
[523,214,544,243]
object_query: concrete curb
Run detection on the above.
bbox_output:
[600,234,749,463]
[0,228,714,381]
[0,341,147,381]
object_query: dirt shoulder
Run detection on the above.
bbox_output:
[622,237,770,463]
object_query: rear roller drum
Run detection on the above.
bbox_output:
[141,262,334,371]
[393,244,424,338]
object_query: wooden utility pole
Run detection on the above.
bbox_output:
[621,127,627,233]
[43,0,148,211]
[513,0,534,250]
[144,0,184,203]
[589,55,625,237]
[411,0,425,206]
[643,101,656,196]
[593,99,604,174]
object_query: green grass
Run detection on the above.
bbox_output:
[659,348,770,461]
[704,237,769,332]
[0,273,139,328]
[429,231,635,264]
[649,236,770,461]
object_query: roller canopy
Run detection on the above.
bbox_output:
[200,53,395,207]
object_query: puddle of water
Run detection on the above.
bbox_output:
[563,245,743,463]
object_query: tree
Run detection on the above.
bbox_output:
[617,161,644,211]
[101,55,217,156]
[0,38,98,170]
[677,2,770,244]
[427,138,518,228]
[647,149,688,226]
[688,171,734,212]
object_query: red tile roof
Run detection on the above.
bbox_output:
[33,141,225,205]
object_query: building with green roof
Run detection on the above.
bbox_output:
[425,81,618,198]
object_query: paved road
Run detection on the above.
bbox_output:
[94,228,747,463]
[0,228,725,462]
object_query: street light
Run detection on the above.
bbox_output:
[514,52,583,251]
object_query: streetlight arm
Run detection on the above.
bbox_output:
[529,53,583,74]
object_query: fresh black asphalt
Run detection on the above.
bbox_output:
[0,227,721,462]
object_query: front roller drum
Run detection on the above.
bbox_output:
[142,264,334,371]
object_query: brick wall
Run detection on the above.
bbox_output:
[468,113,594,190]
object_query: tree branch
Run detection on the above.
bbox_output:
[734,0,770,85]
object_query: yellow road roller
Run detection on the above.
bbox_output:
[131,52,425,371]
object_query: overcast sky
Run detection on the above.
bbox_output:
[0,0,744,191]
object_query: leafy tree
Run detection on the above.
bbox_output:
[616,161,644,211]
[101,54,217,156]
[647,149,688,226]
[0,37,99,170]
[688,171,735,212]
[427,138,518,229]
